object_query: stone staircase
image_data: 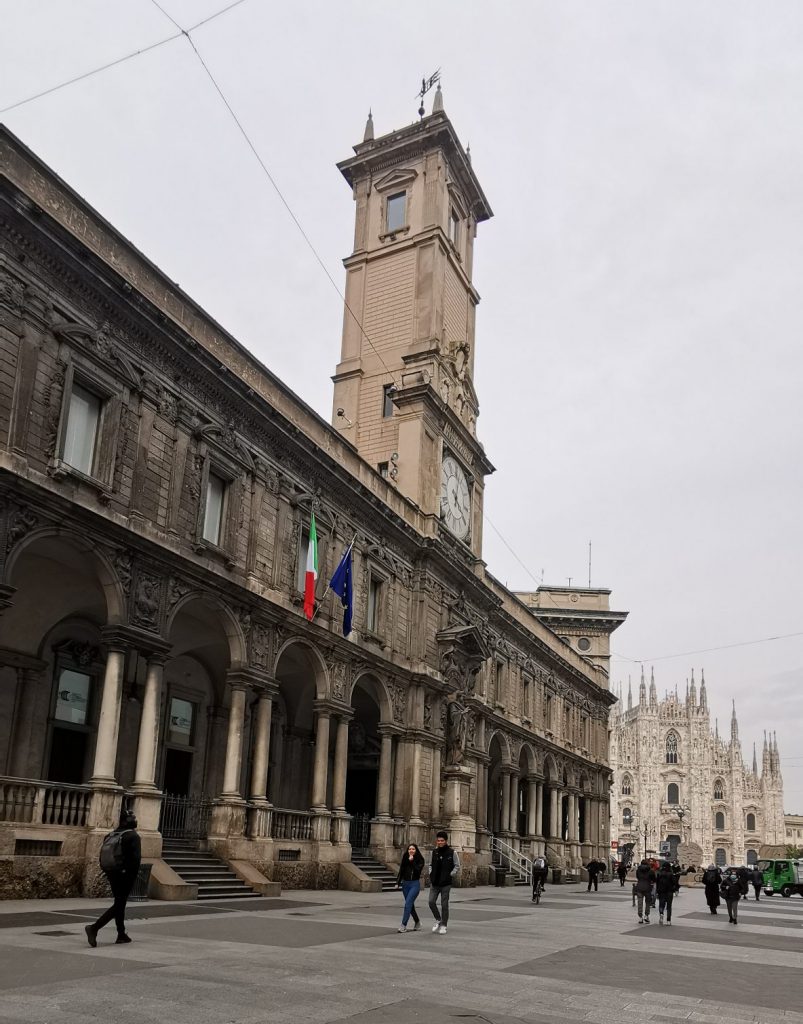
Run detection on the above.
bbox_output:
[161,839,262,900]
[351,851,398,892]
[491,850,530,886]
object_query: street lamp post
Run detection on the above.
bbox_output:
[673,804,691,847]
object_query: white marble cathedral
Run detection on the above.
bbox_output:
[609,669,785,866]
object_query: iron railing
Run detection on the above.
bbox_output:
[491,835,533,884]
[159,793,213,840]
[349,812,372,849]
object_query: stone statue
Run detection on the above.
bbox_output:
[445,698,470,766]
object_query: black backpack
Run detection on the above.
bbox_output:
[99,829,130,872]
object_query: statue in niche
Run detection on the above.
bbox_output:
[445,698,470,767]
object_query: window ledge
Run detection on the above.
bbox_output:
[363,630,386,649]
[48,459,113,505]
[193,539,236,569]
[379,225,411,242]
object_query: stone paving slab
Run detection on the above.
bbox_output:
[136,913,397,947]
[0,946,151,992]
[332,903,533,921]
[0,911,95,929]
[623,924,803,952]
[680,911,803,930]
[504,944,801,1012]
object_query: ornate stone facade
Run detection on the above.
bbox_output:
[0,105,622,899]
[609,669,785,866]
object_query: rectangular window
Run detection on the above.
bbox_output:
[378,461,389,480]
[62,383,101,475]
[203,472,227,544]
[382,384,395,418]
[448,208,460,246]
[54,669,91,725]
[522,676,531,719]
[495,662,505,705]
[168,697,194,746]
[367,576,382,633]
[386,192,406,233]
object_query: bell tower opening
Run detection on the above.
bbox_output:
[333,89,494,559]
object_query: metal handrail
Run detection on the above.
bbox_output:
[491,836,533,884]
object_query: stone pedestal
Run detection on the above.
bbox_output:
[329,811,351,846]
[129,787,162,834]
[311,810,332,842]
[246,799,273,839]
[442,765,476,852]
[87,785,124,830]
[209,798,247,839]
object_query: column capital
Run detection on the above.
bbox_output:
[100,625,171,657]
[378,722,403,737]
[312,698,338,717]
[226,667,275,693]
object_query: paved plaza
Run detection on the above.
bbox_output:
[0,881,800,1024]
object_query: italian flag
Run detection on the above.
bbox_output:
[303,513,318,620]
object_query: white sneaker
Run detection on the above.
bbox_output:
[438,924,447,934]
[431,923,441,933]
[397,925,407,932]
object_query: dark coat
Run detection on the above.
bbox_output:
[396,850,425,883]
[587,860,603,877]
[656,868,677,896]
[721,876,742,902]
[750,868,764,886]
[429,846,458,887]
[703,867,721,908]
[736,866,749,895]
[635,863,656,895]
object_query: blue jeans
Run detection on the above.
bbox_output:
[401,880,421,926]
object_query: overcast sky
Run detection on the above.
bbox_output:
[3,1,802,813]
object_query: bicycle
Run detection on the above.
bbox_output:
[532,878,545,905]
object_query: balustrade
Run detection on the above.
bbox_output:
[0,778,90,827]
[270,808,314,841]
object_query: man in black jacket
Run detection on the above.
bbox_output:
[85,809,141,947]
[586,859,603,892]
[428,831,460,934]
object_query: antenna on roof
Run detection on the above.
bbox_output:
[417,69,441,118]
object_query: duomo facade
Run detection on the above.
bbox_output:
[609,669,785,866]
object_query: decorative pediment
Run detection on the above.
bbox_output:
[446,179,469,217]
[437,623,489,697]
[374,167,418,193]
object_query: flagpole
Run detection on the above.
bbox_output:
[310,533,357,624]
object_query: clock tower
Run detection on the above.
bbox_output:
[333,88,494,558]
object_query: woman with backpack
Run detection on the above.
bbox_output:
[85,809,141,947]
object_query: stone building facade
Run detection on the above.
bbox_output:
[0,97,622,898]
[609,669,785,867]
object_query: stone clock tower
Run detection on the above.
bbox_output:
[332,88,494,558]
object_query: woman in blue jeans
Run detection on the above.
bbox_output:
[396,843,425,932]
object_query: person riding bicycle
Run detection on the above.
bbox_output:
[532,855,548,902]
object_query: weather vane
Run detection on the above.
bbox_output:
[417,68,441,118]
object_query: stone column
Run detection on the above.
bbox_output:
[222,685,247,798]
[509,773,520,837]
[8,664,45,778]
[331,712,351,812]
[310,707,331,810]
[376,728,394,819]
[430,744,442,822]
[527,776,538,836]
[132,655,165,790]
[90,641,128,785]
[535,782,544,836]
[549,788,559,839]
[409,738,424,823]
[249,689,274,802]
[475,758,488,831]
[501,771,511,832]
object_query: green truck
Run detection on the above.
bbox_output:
[758,858,803,897]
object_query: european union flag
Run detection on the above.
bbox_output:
[329,546,353,637]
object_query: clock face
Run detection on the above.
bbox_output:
[440,455,471,540]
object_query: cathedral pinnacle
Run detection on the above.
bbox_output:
[752,742,758,776]
[730,699,739,743]
[627,677,632,711]
[363,109,374,143]
[639,667,646,706]
[689,668,697,706]
[699,669,707,710]
[649,667,657,706]
[432,82,444,113]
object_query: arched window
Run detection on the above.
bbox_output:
[713,779,724,800]
[715,811,725,832]
[715,847,727,866]
[623,807,633,826]
[621,775,632,796]
[746,849,757,865]
[667,783,679,804]
[665,732,679,764]
[746,813,756,831]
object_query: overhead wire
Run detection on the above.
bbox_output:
[612,630,803,666]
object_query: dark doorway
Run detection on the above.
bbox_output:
[345,682,381,820]
[542,788,552,837]
[48,727,88,784]
[163,748,193,796]
[346,769,377,816]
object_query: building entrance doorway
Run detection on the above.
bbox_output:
[163,748,193,796]
[345,679,381,834]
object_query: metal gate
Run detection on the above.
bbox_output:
[349,813,372,849]
[159,794,212,840]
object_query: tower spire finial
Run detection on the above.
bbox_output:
[432,82,444,113]
[363,109,374,143]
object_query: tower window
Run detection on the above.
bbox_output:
[665,731,679,764]
[378,462,389,480]
[621,775,631,796]
[713,779,724,800]
[382,384,395,418]
[448,208,460,246]
[386,192,406,233]
[746,813,756,831]
[715,811,725,832]
[667,783,679,805]
[367,575,383,634]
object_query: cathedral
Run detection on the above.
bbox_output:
[0,90,625,898]
[609,669,785,867]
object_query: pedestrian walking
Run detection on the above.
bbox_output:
[656,861,677,925]
[586,858,603,892]
[428,831,460,934]
[720,870,742,924]
[750,865,763,901]
[702,864,722,915]
[85,808,141,947]
[736,865,750,901]
[395,843,425,932]
[617,860,628,887]
[635,859,656,923]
